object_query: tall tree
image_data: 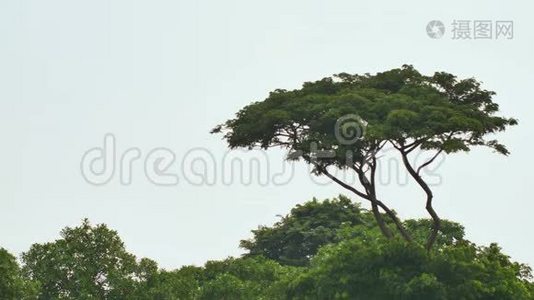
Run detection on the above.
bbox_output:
[213,65,516,249]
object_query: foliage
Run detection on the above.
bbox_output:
[0,248,38,299]
[3,198,533,299]
[143,266,203,300]
[198,257,295,299]
[139,256,296,300]
[213,65,516,157]
[403,218,465,247]
[288,234,533,300]
[241,195,368,266]
[21,219,157,299]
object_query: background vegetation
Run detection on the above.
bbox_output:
[1,196,532,299]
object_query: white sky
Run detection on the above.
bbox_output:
[1,0,533,269]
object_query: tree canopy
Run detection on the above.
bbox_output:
[289,233,533,299]
[240,195,368,266]
[21,219,157,299]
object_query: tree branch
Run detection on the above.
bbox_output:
[302,154,412,242]
[416,149,443,175]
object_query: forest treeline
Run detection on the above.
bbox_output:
[1,196,533,299]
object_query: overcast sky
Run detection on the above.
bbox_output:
[1,0,533,269]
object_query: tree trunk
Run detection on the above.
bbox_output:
[320,169,412,242]
[309,157,412,243]
[373,197,413,242]
[400,152,440,251]
[370,199,393,239]
[355,166,394,239]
